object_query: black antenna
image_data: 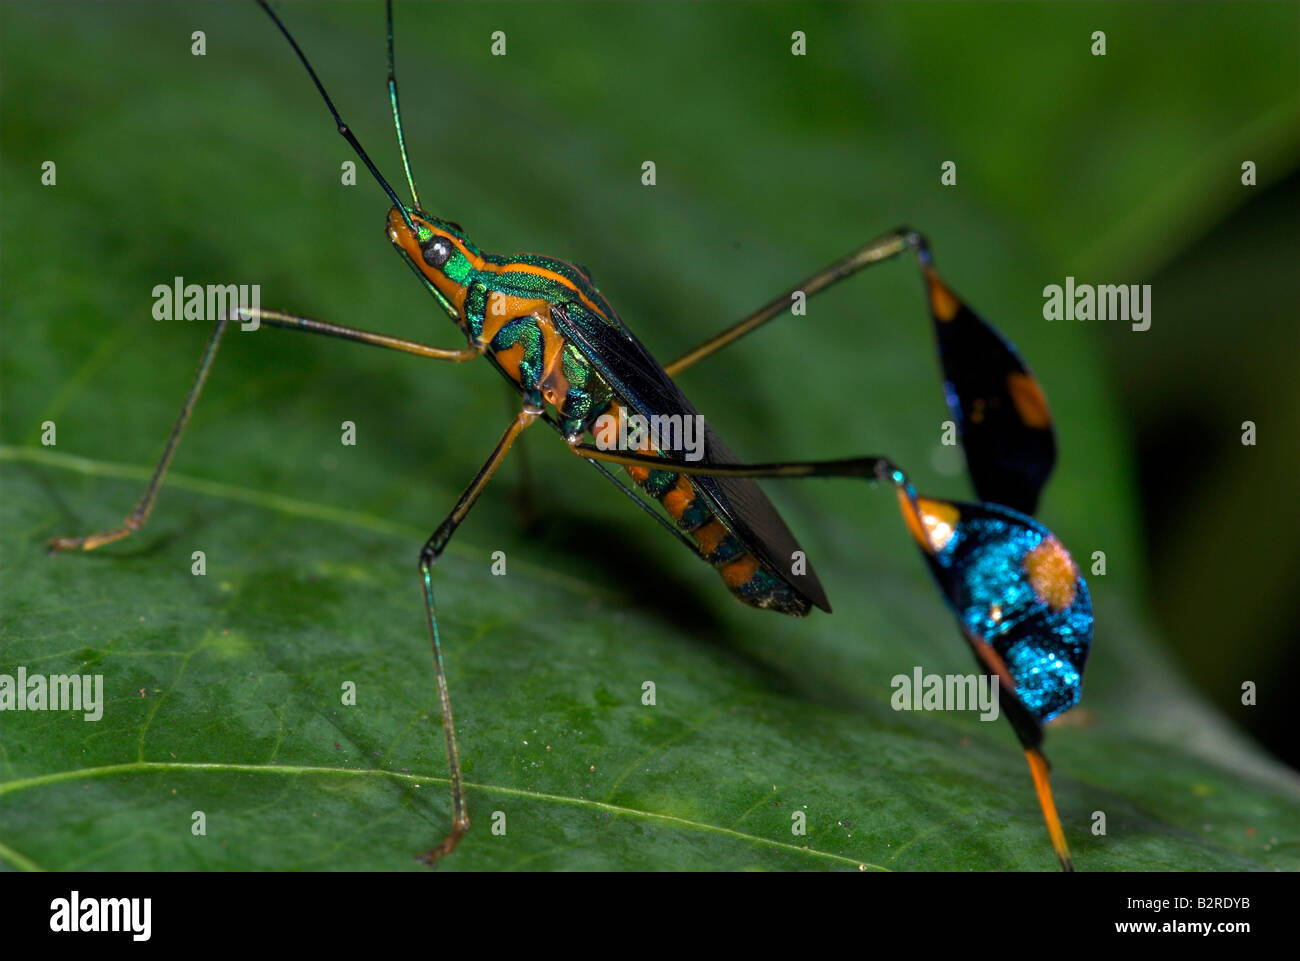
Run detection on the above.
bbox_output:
[256,0,418,233]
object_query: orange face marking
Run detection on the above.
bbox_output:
[625,464,650,483]
[386,208,470,316]
[388,208,615,330]
[1007,372,1052,429]
[925,266,961,323]
[692,518,729,557]
[720,553,760,589]
[1024,537,1078,611]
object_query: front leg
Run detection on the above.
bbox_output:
[48,308,481,554]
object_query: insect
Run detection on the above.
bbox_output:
[48,0,1092,870]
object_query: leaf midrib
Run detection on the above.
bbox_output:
[0,760,884,871]
[2,443,890,870]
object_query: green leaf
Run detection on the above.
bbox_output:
[2,1,1296,871]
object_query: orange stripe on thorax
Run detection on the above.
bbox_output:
[480,260,607,318]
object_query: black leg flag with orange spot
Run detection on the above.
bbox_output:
[921,252,1056,515]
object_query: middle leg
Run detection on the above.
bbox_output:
[416,403,540,864]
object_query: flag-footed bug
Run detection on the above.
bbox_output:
[49,0,1092,870]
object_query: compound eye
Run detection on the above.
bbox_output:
[422,235,454,268]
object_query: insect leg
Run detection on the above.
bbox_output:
[953,628,1077,874]
[955,627,1072,873]
[244,308,480,361]
[46,316,229,553]
[1025,746,1074,872]
[664,229,917,376]
[48,309,479,553]
[505,385,540,529]
[664,229,1056,514]
[569,441,1081,871]
[564,442,892,483]
[537,412,703,555]
[417,405,539,864]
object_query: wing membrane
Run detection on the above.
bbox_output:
[552,302,830,613]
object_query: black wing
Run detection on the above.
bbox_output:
[931,294,1056,515]
[552,301,831,613]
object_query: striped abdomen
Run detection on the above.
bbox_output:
[441,242,810,615]
[604,401,812,616]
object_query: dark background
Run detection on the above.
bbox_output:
[1113,169,1299,765]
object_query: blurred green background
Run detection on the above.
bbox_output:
[1,2,1296,870]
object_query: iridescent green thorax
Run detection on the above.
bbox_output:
[397,215,815,617]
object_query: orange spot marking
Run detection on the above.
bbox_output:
[925,266,961,323]
[720,553,760,588]
[662,477,695,520]
[1024,537,1077,611]
[1007,372,1052,429]
[494,342,525,384]
[633,417,654,452]
[969,397,986,425]
[693,518,729,557]
[608,397,658,483]
[917,497,960,552]
[591,401,621,453]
